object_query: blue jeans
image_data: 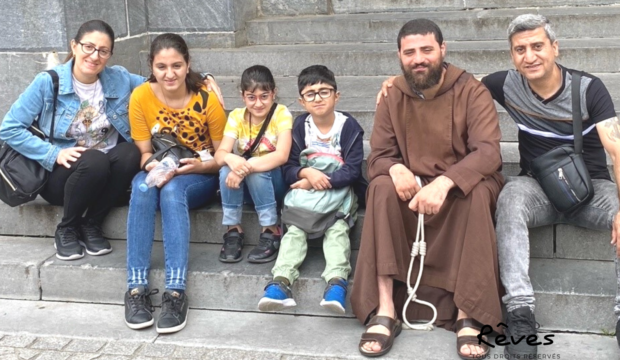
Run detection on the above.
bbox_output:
[495,175,620,318]
[126,171,218,291]
[219,166,286,227]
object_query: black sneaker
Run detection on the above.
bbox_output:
[156,290,189,334]
[247,229,280,264]
[54,227,84,261]
[124,286,159,330]
[504,306,539,359]
[79,219,112,256]
[219,229,244,263]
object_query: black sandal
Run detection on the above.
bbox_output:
[358,315,402,358]
[455,318,490,360]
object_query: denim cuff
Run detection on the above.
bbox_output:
[222,205,243,226]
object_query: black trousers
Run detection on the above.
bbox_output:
[40,142,141,228]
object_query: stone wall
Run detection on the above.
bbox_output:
[0,0,257,120]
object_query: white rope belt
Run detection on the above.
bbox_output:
[402,176,437,331]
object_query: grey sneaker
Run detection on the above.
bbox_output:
[504,306,539,359]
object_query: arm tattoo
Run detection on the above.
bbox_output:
[605,117,620,142]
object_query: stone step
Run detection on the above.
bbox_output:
[531,258,617,332]
[0,299,617,359]
[0,181,613,262]
[214,74,620,142]
[261,0,620,16]
[468,0,620,10]
[0,237,615,332]
[248,7,620,45]
[39,239,358,319]
[0,199,365,250]
[168,38,620,77]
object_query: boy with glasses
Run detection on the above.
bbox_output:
[257,65,367,314]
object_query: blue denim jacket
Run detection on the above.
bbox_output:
[0,60,145,171]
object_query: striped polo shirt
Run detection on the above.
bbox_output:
[482,65,615,180]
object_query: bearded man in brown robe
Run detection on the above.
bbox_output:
[352,19,504,359]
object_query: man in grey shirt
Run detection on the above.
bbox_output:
[481,14,620,358]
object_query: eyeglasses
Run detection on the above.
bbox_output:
[301,88,334,102]
[244,92,273,104]
[78,41,112,59]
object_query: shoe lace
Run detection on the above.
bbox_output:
[161,292,183,314]
[82,222,103,239]
[59,227,80,246]
[224,235,242,249]
[129,289,159,312]
[510,312,539,337]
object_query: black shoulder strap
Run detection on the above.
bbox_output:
[242,102,278,158]
[571,71,583,154]
[45,70,59,145]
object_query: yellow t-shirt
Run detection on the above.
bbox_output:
[129,82,227,160]
[224,104,293,157]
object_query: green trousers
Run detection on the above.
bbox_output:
[271,219,352,284]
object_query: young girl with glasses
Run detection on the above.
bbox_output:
[214,65,293,264]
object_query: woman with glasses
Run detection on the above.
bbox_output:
[0,20,222,261]
[214,65,293,264]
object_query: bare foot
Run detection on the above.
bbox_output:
[262,225,280,234]
[457,310,487,357]
[360,311,393,354]
[457,326,486,356]
[228,225,243,233]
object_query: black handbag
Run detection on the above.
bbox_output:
[530,71,594,213]
[142,133,198,171]
[0,70,59,207]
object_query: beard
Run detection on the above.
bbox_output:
[401,59,444,91]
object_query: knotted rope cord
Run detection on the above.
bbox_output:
[402,176,437,331]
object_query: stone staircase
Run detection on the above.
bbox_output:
[1,1,620,358]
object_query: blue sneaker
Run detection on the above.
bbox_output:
[258,280,296,312]
[320,278,348,314]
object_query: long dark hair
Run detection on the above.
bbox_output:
[64,20,115,63]
[147,33,202,94]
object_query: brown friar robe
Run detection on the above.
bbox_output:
[351,63,505,333]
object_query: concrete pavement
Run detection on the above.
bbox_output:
[0,299,617,360]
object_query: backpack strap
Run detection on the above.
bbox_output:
[571,71,583,154]
[45,70,59,145]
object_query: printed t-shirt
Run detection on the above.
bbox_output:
[224,104,293,157]
[129,82,227,161]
